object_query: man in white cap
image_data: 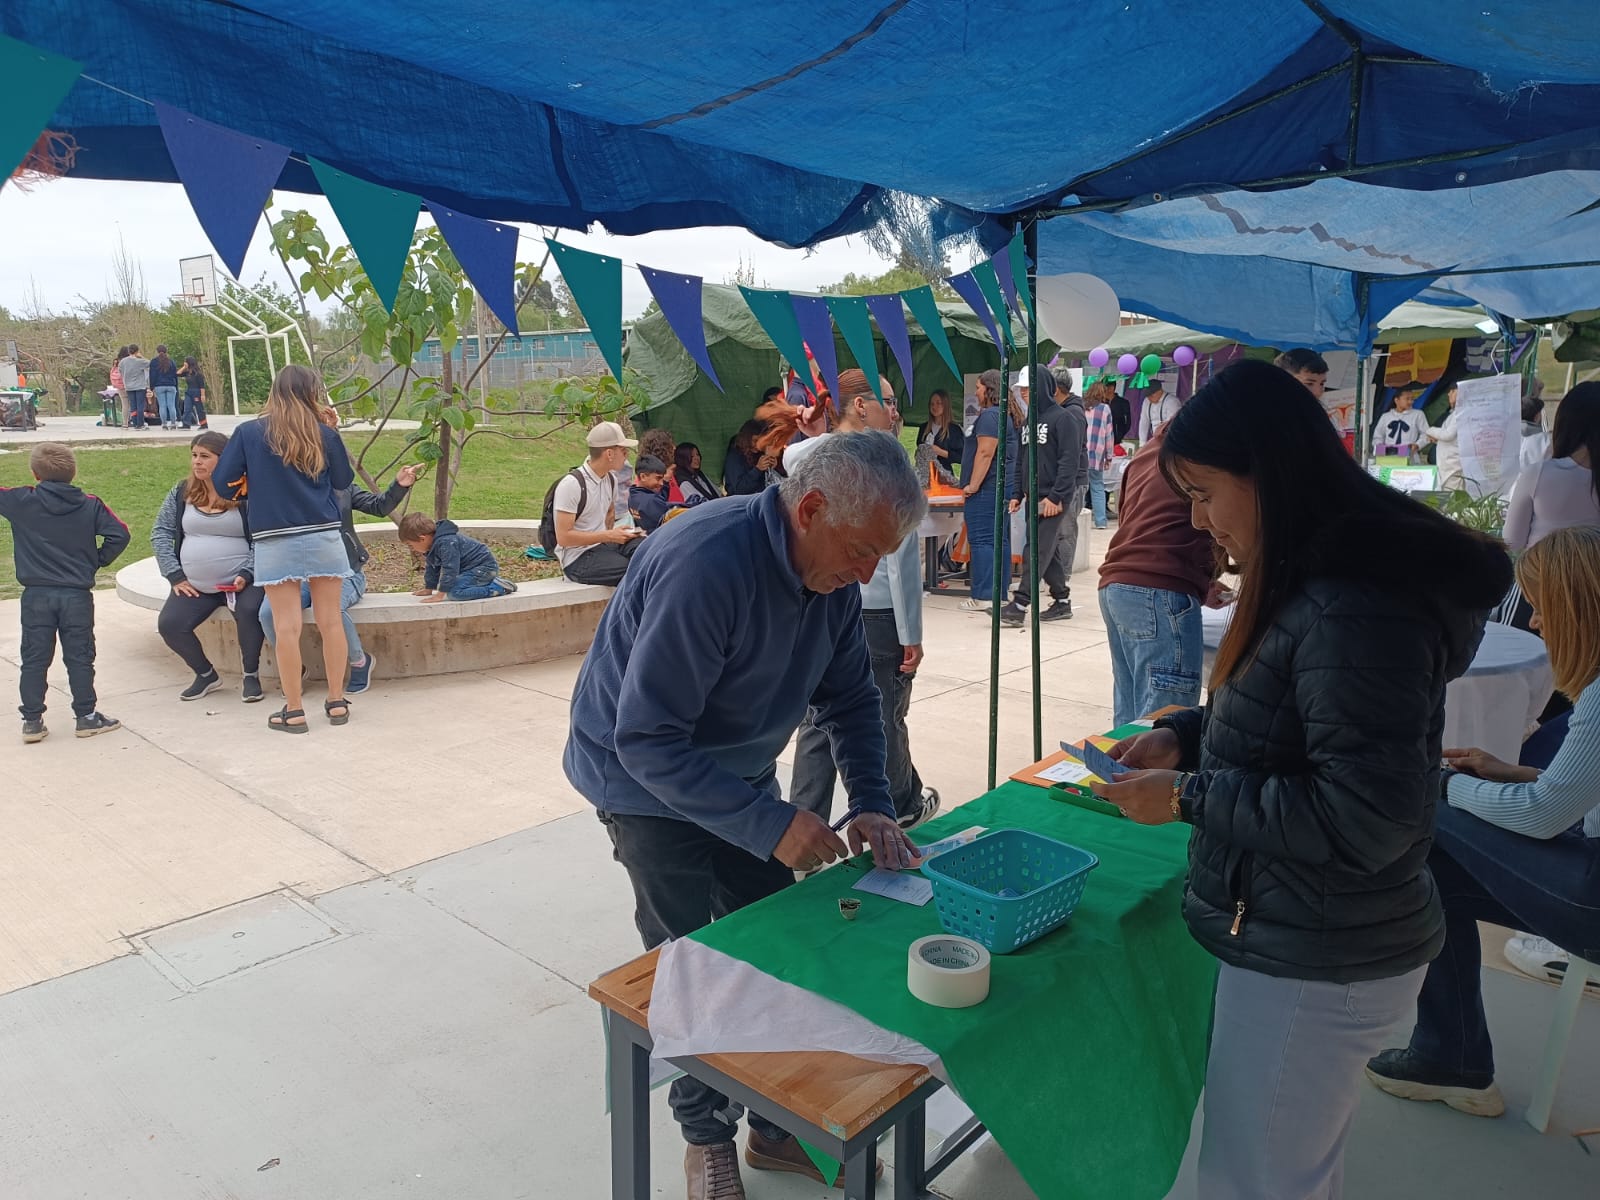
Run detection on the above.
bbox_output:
[553,420,644,586]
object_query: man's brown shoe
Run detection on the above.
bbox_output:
[744,1128,883,1187]
[685,1141,746,1199]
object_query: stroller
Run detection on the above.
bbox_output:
[0,389,40,431]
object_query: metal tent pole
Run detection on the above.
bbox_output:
[987,258,1010,792]
[1024,220,1042,762]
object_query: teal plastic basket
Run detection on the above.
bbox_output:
[922,828,1098,953]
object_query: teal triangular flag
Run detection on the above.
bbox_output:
[309,157,419,312]
[796,1139,841,1187]
[547,239,624,382]
[1007,231,1034,320]
[972,259,1015,349]
[824,296,883,403]
[740,287,812,386]
[902,286,962,382]
[0,35,82,185]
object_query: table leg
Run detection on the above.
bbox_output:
[923,534,938,593]
[606,1010,650,1199]
[843,1147,878,1200]
[892,1104,926,1197]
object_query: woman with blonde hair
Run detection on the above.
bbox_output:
[1369,524,1600,1117]
[214,364,355,733]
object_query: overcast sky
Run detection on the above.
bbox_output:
[0,178,917,321]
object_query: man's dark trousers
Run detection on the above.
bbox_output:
[19,586,97,719]
[563,538,641,586]
[1011,487,1085,607]
[598,808,794,1145]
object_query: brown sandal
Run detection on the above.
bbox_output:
[269,706,308,734]
[324,698,350,726]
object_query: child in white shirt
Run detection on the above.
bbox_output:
[1374,385,1431,455]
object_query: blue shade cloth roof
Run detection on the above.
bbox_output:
[9,1,1600,244]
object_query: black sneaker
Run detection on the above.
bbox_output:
[180,671,222,701]
[998,602,1026,627]
[898,787,941,831]
[21,719,47,744]
[1041,599,1073,621]
[1365,1048,1505,1116]
[241,674,264,704]
[74,712,121,739]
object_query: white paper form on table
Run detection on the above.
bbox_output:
[853,869,934,906]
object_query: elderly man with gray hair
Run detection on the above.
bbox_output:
[564,429,925,1198]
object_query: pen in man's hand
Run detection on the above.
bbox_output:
[829,806,861,833]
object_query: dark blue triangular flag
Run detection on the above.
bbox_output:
[791,295,839,401]
[155,102,288,279]
[866,294,914,405]
[640,266,721,390]
[992,244,1021,318]
[427,202,520,334]
[948,269,1004,354]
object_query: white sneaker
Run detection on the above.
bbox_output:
[1504,933,1600,995]
[958,598,990,613]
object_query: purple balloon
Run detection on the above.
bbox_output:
[1088,346,1110,369]
[1116,353,1139,376]
[1173,344,1197,367]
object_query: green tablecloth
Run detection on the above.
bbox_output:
[691,782,1217,1199]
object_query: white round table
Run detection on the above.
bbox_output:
[1200,609,1552,764]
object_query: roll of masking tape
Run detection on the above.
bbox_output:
[907,935,991,1008]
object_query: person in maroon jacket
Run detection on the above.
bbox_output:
[1097,423,1225,724]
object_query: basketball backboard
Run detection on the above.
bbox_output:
[177,254,219,307]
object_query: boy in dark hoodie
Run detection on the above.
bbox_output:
[1001,365,1088,625]
[398,512,515,602]
[627,454,673,532]
[0,443,130,742]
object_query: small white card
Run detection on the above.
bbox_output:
[853,868,934,906]
[1038,758,1094,784]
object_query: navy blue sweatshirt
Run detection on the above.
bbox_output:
[213,419,354,538]
[0,481,130,588]
[422,520,499,592]
[564,488,891,859]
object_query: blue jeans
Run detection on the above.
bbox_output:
[154,385,179,424]
[447,572,513,600]
[1098,583,1202,726]
[1407,805,1600,1077]
[963,488,1011,601]
[181,392,206,426]
[260,572,368,664]
[1087,469,1108,527]
[127,388,147,428]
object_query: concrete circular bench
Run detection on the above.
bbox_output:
[115,519,613,681]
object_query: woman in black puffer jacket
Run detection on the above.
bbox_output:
[1094,360,1512,1200]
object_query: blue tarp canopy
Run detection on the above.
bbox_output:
[8,1,1600,246]
[1037,167,1600,352]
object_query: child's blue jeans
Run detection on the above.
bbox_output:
[448,572,513,601]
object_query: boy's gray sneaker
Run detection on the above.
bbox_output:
[22,719,47,744]
[241,674,265,704]
[75,712,121,738]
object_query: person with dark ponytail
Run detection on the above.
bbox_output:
[177,356,210,430]
[1093,359,1512,1198]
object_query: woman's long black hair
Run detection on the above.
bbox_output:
[1551,380,1600,507]
[1160,359,1498,684]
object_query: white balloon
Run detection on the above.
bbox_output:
[1034,273,1121,351]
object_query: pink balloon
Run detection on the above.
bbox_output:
[1116,354,1139,376]
[1173,344,1197,367]
[1088,346,1110,369]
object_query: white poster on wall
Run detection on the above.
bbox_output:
[1454,375,1522,497]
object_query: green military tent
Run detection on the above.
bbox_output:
[626,283,1054,481]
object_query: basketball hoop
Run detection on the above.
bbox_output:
[172,293,207,309]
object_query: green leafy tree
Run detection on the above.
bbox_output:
[268,208,630,518]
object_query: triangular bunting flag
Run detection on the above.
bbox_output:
[991,243,1021,319]
[546,240,624,383]
[790,295,840,401]
[427,202,520,334]
[972,260,1015,349]
[155,103,288,279]
[309,157,419,312]
[796,1139,841,1187]
[824,296,882,404]
[740,287,812,387]
[947,270,1004,355]
[640,266,721,390]
[1,35,82,186]
[866,294,914,407]
[902,286,962,381]
[1007,231,1034,320]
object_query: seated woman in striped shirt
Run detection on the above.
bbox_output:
[1368,525,1600,1118]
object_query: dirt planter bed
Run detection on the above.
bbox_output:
[114,519,612,681]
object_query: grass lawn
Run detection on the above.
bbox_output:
[0,420,592,599]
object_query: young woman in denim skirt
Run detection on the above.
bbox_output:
[214,364,355,733]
